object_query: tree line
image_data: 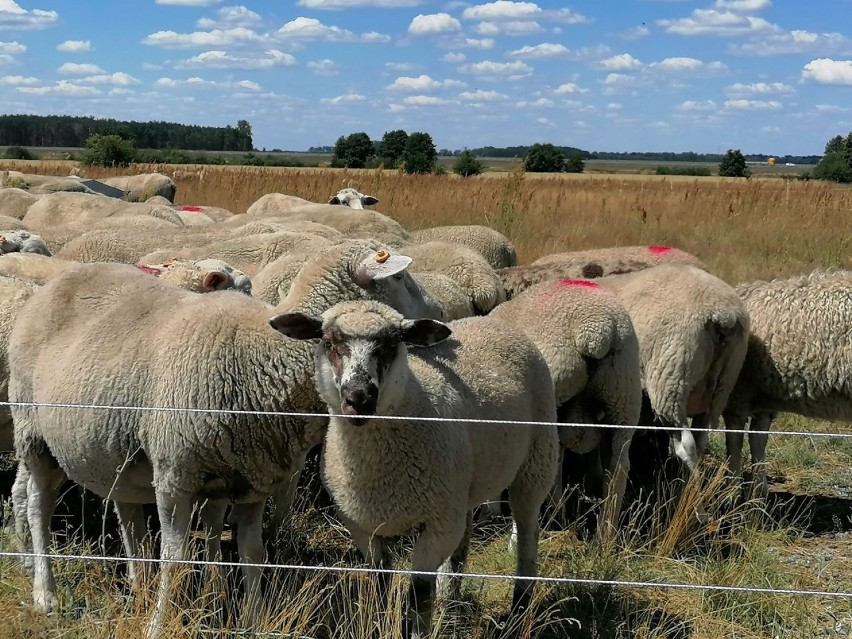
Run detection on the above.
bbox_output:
[0,114,253,152]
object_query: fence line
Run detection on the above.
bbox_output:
[1,400,850,440]
[1,550,850,600]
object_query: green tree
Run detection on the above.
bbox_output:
[236,119,253,152]
[3,145,34,160]
[824,135,846,156]
[812,151,852,183]
[524,143,566,172]
[332,131,374,168]
[564,151,585,173]
[402,132,437,174]
[718,149,751,178]
[78,133,136,167]
[452,148,485,177]
[378,129,409,167]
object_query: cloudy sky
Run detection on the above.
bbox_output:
[1,0,851,155]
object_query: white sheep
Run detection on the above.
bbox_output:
[723,270,852,499]
[136,258,253,296]
[408,271,474,321]
[597,264,750,478]
[489,278,643,542]
[327,187,379,209]
[0,230,52,256]
[9,246,442,637]
[410,225,518,269]
[499,245,707,299]
[274,299,559,638]
[244,192,314,216]
[101,172,177,202]
[0,215,29,231]
[0,187,40,219]
[0,274,37,451]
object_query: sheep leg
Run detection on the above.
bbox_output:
[507,487,541,616]
[198,499,228,608]
[749,413,773,500]
[114,501,148,591]
[265,449,308,552]
[231,501,267,628]
[148,492,194,639]
[339,512,391,604]
[24,453,65,613]
[724,413,746,482]
[436,510,472,603]
[11,463,33,575]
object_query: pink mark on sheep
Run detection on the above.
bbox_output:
[136,264,162,276]
[179,206,204,213]
[558,279,601,289]
[648,245,673,254]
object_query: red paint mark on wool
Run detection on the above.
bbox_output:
[180,205,204,212]
[558,279,601,289]
[136,264,162,276]
[648,245,672,254]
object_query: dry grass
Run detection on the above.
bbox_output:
[1,161,851,637]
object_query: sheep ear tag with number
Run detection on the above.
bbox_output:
[361,250,413,280]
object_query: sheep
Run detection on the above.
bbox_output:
[23,192,188,229]
[410,225,518,269]
[0,230,52,256]
[499,245,707,299]
[1,171,101,195]
[9,247,443,636]
[100,172,177,202]
[231,219,343,241]
[245,193,314,216]
[596,264,750,479]
[489,278,643,542]
[0,215,29,231]
[328,187,379,209]
[33,214,183,254]
[136,258,253,296]
[399,240,507,314]
[0,253,76,285]
[274,299,559,638]
[723,270,852,499]
[0,187,40,219]
[172,204,234,222]
[0,274,37,451]
[408,271,474,320]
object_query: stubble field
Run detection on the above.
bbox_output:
[1,161,851,638]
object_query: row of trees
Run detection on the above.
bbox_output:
[811,132,852,183]
[0,115,253,152]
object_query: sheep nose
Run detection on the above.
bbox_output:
[341,385,378,416]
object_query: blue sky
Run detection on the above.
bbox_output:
[1,0,851,155]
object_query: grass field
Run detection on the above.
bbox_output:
[1,161,851,638]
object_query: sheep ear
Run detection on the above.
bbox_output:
[269,312,323,340]
[401,319,451,348]
[363,196,379,205]
[202,271,228,291]
[328,195,342,205]
[352,252,413,288]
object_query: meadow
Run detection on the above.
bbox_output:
[0,161,851,638]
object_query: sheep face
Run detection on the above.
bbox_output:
[0,230,51,256]
[270,301,450,424]
[328,187,379,210]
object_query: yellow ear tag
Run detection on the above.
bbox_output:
[375,250,391,263]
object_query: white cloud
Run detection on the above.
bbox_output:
[728,30,852,56]
[458,60,532,77]
[714,0,771,10]
[56,39,91,53]
[154,76,261,91]
[277,17,389,43]
[658,9,776,36]
[461,38,495,49]
[58,62,104,75]
[458,89,505,100]
[0,1,58,29]
[321,93,366,104]
[155,0,222,5]
[620,25,649,40]
[79,72,141,86]
[178,49,296,69]
[802,58,852,85]
[462,1,541,20]
[307,59,339,75]
[408,13,461,34]
[726,81,794,94]
[516,97,554,108]
[17,80,99,96]
[388,74,442,91]
[403,95,450,105]
[607,103,622,110]
[724,99,782,109]
[650,57,726,72]
[0,74,37,85]
[385,62,416,71]
[678,100,717,111]
[442,52,466,62]
[508,43,568,58]
[297,0,421,7]
[197,6,262,29]
[0,40,25,57]
[553,82,588,94]
[599,53,643,70]
[814,104,848,113]
[142,27,262,49]
[475,20,541,36]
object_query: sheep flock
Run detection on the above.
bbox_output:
[0,174,848,638]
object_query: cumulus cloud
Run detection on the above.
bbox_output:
[516,97,554,108]
[155,0,223,5]
[0,1,58,30]
[458,60,532,78]
[650,57,726,72]
[0,74,38,85]
[321,93,366,104]
[724,99,782,109]
[475,20,541,36]
[728,30,852,56]
[658,9,775,36]
[58,62,104,75]
[620,25,649,40]
[508,43,568,58]
[678,100,717,111]
[814,104,848,113]
[462,1,541,20]
[726,81,794,94]
[714,0,771,10]
[142,27,262,49]
[802,58,852,85]
[56,39,92,53]
[197,6,262,29]
[403,95,450,105]
[277,17,389,43]
[442,52,466,62]
[307,59,339,75]
[408,13,461,34]
[178,49,296,69]
[599,53,643,70]
[155,76,262,91]
[79,72,141,86]
[17,80,99,96]
[553,82,588,94]
[458,88,506,100]
[0,41,25,54]
[388,74,442,91]
[298,0,421,7]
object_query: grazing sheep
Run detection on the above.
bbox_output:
[0,187,40,219]
[410,225,518,269]
[23,192,188,229]
[0,275,37,451]
[597,264,750,477]
[264,204,412,247]
[723,270,852,499]
[245,193,314,216]
[0,253,77,285]
[0,230,52,256]
[499,245,707,299]
[328,187,379,209]
[232,219,343,241]
[275,300,559,638]
[36,214,182,254]
[489,278,643,541]
[9,247,442,636]
[409,271,474,321]
[101,172,176,202]
[400,240,506,314]
[172,204,234,222]
[137,258,253,296]
[0,215,28,231]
